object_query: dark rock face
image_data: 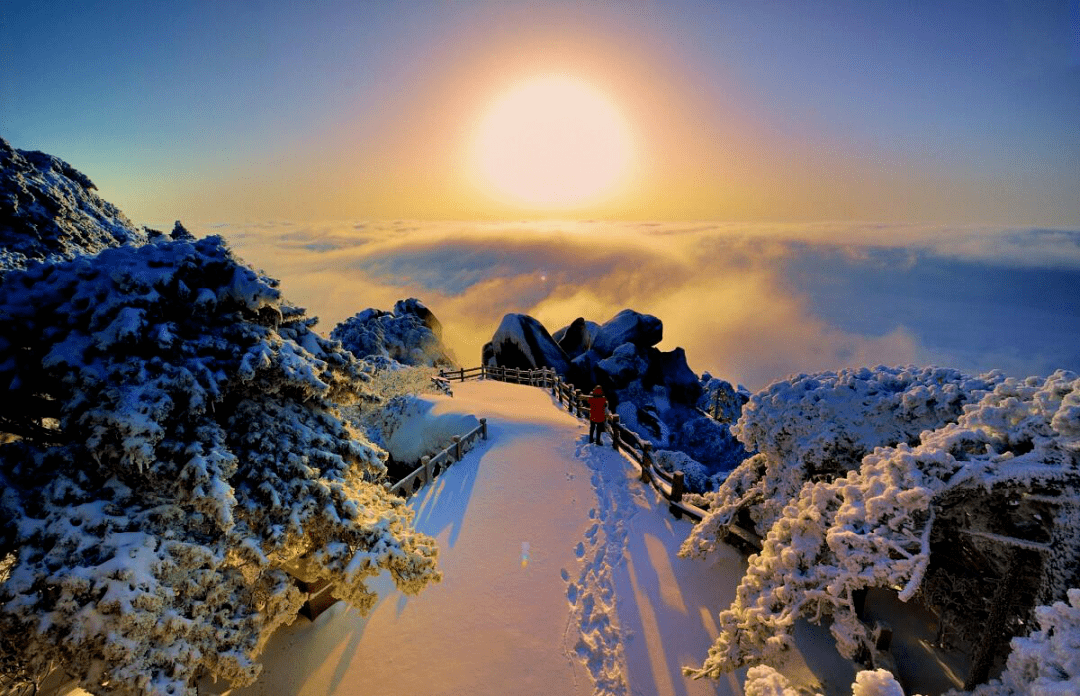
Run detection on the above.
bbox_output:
[331,298,455,367]
[553,317,599,359]
[484,313,570,373]
[591,309,663,356]
[486,309,748,487]
[0,137,148,271]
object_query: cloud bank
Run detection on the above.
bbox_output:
[204,220,1080,390]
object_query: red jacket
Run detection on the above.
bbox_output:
[588,394,607,423]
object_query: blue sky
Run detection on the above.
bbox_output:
[3,0,1078,225]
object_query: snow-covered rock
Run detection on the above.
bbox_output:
[590,308,663,356]
[0,137,148,271]
[485,309,746,490]
[331,298,455,367]
[483,313,571,373]
[552,316,599,359]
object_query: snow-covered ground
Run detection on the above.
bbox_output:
[220,380,848,696]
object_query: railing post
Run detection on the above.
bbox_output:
[609,414,621,450]
[480,417,488,440]
[422,456,432,485]
[452,435,462,462]
[670,471,685,502]
[640,442,653,483]
[459,367,465,382]
[549,369,557,394]
[556,377,563,404]
[574,390,582,418]
[568,386,576,413]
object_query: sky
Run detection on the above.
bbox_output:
[3,0,1080,387]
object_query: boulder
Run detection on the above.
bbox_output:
[553,317,599,359]
[649,347,703,404]
[485,313,571,373]
[591,309,663,356]
[597,343,648,389]
[395,298,443,339]
[331,298,455,367]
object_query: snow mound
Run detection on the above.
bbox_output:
[0,137,148,271]
[374,394,480,464]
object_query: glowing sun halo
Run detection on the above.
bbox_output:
[472,76,633,207]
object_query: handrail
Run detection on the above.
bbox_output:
[440,365,720,526]
[441,364,761,549]
[388,418,489,500]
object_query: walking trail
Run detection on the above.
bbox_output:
[233,380,846,696]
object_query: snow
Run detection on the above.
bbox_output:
[211,379,842,696]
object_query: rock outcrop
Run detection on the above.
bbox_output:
[331,298,455,367]
[485,309,748,488]
[482,313,571,373]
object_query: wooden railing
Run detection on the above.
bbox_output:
[440,366,764,542]
[388,418,489,500]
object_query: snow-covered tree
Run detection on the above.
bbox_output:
[0,137,148,272]
[0,236,441,695]
[683,366,1004,555]
[685,371,1080,684]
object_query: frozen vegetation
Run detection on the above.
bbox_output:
[682,367,1080,693]
[0,147,443,696]
[0,137,148,271]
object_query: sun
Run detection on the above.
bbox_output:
[471,76,634,208]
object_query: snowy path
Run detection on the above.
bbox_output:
[233,380,752,696]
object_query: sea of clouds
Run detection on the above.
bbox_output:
[197,220,1080,390]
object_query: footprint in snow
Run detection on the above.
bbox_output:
[574,541,585,558]
[560,568,570,581]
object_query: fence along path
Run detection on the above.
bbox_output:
[388,418,488,500]
[438,365,764,551]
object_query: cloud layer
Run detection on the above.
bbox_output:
[206,220,1080,390]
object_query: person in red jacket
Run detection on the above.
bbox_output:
[588,386,608,445]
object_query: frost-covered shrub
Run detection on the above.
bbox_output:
[0,137,148,272]
[331,298,455,367]
[742,666,904,696]
[684,366,1004,556]
[967,588,1080,696]
[0,237,440,695]
[652,449,715,494]
[697,372,749,425]
[686,371,1080,681]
